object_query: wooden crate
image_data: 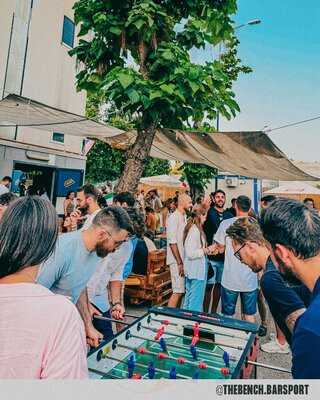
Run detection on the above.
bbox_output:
[124,248,172,306]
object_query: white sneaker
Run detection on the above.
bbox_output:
[261,334,290,354]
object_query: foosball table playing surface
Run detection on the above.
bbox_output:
[88,307,260,380]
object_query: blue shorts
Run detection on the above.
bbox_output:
[207,261,224,285]
[221,286,258,316]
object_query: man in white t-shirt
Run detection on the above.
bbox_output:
[0,176,12,196]
[167,193,193,308]
[213,196,258,323]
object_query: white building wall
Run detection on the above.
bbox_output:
[0,0,86,155]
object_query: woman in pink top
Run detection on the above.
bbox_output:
[0,196,88,379]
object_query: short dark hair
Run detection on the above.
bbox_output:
[0,196,58,278]
[260,198,320,259]
[77,184,100,201]
[261,195,276,206]
[212,190,226,198]
[303,197,314,205]
[236,195,251,212]
[231,198,237,205]
[2,176,12,183]
[0,192,17,206]
[92,206,133,235]
[226,217,266,245]
[113,192,135,207]
[145,206,155,214]
[65,191,75,199]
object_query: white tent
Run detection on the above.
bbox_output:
[140,175,189,189]
[265,182,320,195]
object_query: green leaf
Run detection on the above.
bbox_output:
[149,90,163,100]
[118,73,134,89]
[110,26,122,35]
[189,81,200,94]
[162,50,174,61]
[133,19,145,30]
[160,84,175,95]
[93,12,107,25]
[127,89,140,104]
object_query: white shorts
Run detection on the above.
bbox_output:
[169,263,185,294]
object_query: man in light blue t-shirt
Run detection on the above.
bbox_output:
[37,206,133,347]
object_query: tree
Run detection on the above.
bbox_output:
[220,35,252,87]
[84,95,170,184]
[180,163,217,201]
[85,141,170,184]
[71,0,242,194]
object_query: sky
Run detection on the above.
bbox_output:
[202,0,320,162]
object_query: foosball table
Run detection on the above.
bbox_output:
[88,307,262,380]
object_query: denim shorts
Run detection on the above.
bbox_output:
[221,286,258,316]
[207,261,224,285]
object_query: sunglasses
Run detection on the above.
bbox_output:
[103,229,129,247]
[234,243,247,262]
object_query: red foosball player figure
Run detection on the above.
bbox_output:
[191,322,200,346]
[155,325,165,340]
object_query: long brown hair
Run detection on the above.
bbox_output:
[183,211,206,246]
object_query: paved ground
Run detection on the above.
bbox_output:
[126,299,292,379]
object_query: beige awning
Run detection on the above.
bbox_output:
[103,129,317,181]
[0,94,316,181]
[0,94,123,138]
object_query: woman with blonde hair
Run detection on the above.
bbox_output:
[183,211,214,312]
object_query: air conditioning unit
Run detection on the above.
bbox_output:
[225,177,239,187]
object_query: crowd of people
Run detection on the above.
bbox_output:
[0,174,319,379]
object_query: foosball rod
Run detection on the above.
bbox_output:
[247,360,291,374]
[88,367,125,379]
[129,332,237,362]
[93,315,131,326]
[141,324,244,351]
[130,333,237,362]
[123,313,141,319]
[103,354,190,379]
[117,343,227,373]
[150,317,248,341]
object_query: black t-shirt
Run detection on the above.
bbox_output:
[203,207,233,262]
[132,239,148,276]
[260,257,311,346]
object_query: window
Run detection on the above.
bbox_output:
[62,16,75,48]
[52,132,65,144]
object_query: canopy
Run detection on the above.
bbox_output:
[105,129,317,181]
[265,182,320,195]
[140,174,189,189]
[0,94,123,138]
[0,94,316,181]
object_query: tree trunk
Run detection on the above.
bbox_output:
[115,125,157,194]
[189,184,204,203]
